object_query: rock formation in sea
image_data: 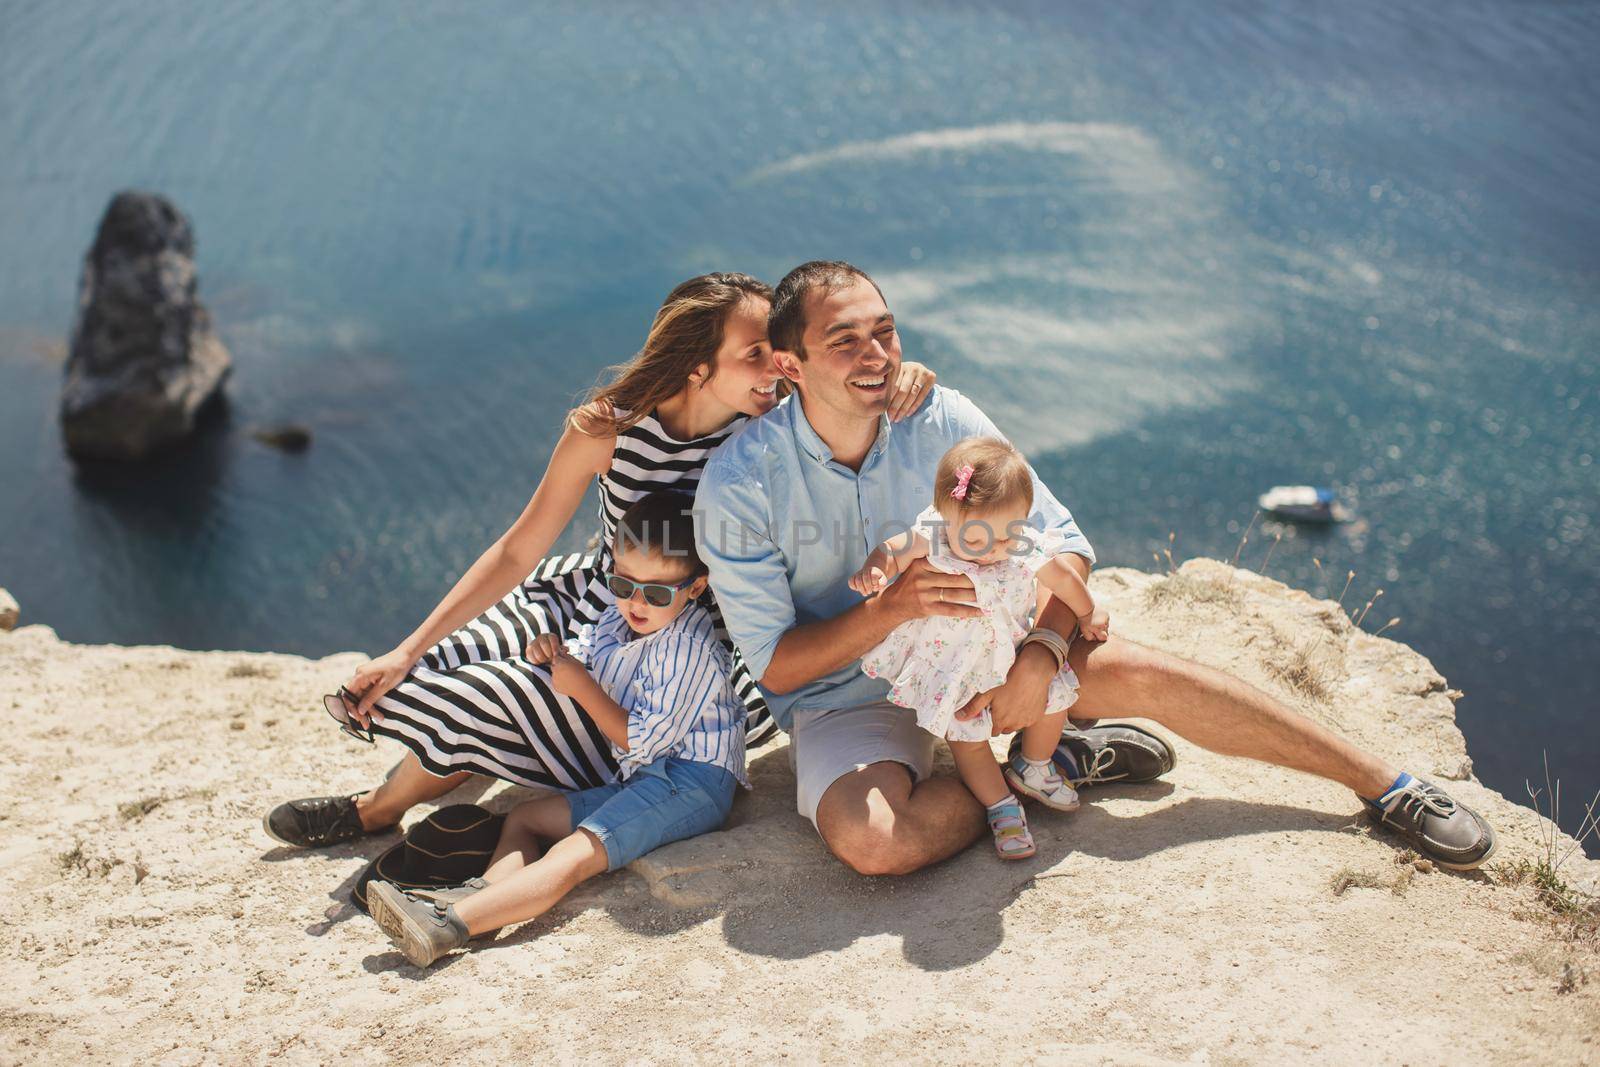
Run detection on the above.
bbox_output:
[58,191,232,461]
[250,424,313,453]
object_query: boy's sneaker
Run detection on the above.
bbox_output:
[407,878,488,907]
[1366,777,1497,871]
[1004,754,1081,812]
[367,881,471,967]
[263,794,389,849]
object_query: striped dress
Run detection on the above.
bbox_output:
[369,410,776,791]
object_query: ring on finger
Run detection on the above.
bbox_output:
[938,588,944,603]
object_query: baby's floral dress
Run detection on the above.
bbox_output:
[861,506,1081,741]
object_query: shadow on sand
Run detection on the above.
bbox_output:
[334,738,1388,975]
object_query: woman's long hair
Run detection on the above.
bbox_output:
[571,272,774,437]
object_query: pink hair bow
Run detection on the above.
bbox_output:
[950,463,975,501]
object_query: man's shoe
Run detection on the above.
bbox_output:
[367,881,470,967]
[1367,777,1497,871]
[1011,723,1176,790]
[262,794,385,849]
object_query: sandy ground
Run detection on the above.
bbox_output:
[1,560,1596,1065]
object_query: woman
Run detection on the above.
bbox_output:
[265,273,936,848]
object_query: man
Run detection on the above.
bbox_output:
[694,260,1495,876]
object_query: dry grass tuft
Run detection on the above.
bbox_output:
[56,841,114,878]
[117,795,167,822]
[1331,865,1412,896]
[1267,640,1341,703]
[55,841,147,883]
[56,840,88,874]
[1488,757,1600,953]
[1143,573,1244,611]
[1492,858,1600,950]
[116,787,214,824]
[226,662,277,679]
[1511,945,1594,995]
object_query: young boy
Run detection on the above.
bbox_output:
[365,491,748,967]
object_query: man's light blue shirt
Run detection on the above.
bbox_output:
[693,386,1094,731]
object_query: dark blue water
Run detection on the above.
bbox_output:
[2,2,1596,843]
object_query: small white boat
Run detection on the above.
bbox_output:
[1257,485,1349,524]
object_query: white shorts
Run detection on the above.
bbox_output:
[789,700,937,828]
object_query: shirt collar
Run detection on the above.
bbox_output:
[600,600,704,646]
[791,396,893,467]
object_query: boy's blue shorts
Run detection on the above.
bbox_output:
[566,757,737,871]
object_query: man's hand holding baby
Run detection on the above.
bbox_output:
[850,555,980,627]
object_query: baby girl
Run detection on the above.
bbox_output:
[848,436,1108,859]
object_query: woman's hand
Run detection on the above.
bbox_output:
[888,361,937,421]
[1079,607,1111,643]
[348,648,420,725]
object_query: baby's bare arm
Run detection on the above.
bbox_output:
[880,529,930,580]
[1035,556,1096,620]
[850,531,930,596]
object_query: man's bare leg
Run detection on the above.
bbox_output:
[1067,635,1396,799]
[814,761,986,876]
[354,752,473,831]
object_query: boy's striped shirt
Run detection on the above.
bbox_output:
[572,601,749,787]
